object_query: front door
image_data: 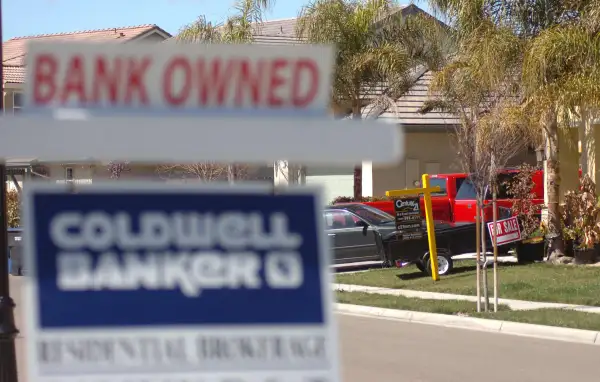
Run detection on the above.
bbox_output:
[323,210,378,264]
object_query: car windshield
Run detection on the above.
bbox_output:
[428,178,448,195]
[348,205,395,225]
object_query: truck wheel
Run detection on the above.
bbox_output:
[415,260,426,273]
[380,250,394,268]
[426,252,454,276]
[381,258,393,268]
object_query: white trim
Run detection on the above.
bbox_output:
[0,116,404,165]
[130,28,171,42]
[361,161,373,197]
[3,82,23,90]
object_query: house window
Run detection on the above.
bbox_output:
[12,92,23,114]
[65,167,74,181]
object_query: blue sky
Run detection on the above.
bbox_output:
[3,0,431,40]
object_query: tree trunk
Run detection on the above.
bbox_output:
[475,203,482,313]
[480,201,489,312]
[352,103,362,200]
[544,110,566,262]
[492,172,499,313]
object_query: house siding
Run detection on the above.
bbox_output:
[2,88,15,112]
[371,130,537,196]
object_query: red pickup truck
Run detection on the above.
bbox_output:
[351,169,545,223]
[361,173,466,221]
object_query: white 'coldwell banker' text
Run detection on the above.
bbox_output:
[50,211,305,297]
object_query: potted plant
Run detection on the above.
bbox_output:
[505,164,544,263]
[562,175,600,264]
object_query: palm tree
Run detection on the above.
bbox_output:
[296,0,445,200]
[175,15,223,43]
[174,0,275,183]
[427,0,600,261]
[177,0,275,43]
[520,2,600,260]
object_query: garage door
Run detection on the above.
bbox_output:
[306,175,354,205]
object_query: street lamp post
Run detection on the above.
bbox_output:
[0,0,20,381]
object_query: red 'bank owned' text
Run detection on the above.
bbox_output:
[30,53,322,109]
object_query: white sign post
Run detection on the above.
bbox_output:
[0,41,407,382]
[0,42,404,164]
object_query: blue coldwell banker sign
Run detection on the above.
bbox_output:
[23,183,339,382]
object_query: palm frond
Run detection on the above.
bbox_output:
[223,0,268,43]
[523,24,600,94]
[420,99,453,113]
[176,16,223,43]
[297,0,443,108]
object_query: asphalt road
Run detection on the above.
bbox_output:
[339,313,600,382]
[10,276,600,382]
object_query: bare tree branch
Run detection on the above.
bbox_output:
[156,163,228,182]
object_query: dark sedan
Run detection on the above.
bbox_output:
[325,203,513,275]
[323,203,397,264]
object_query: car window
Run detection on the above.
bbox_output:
[348,205,394,225]
[323,210,361,230]
[456,175,516,200]
[455,179,477,200]
[428,178,447,195]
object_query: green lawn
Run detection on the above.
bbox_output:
[335,260,600,306]
[337,291,600,332]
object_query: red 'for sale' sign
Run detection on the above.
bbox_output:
[487,216,521,246]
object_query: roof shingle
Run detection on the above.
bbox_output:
[2,24,169,84]
[364,71,460,126]
[3,66,26,84]
[251,17,298,37]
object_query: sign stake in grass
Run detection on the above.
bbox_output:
[386,174,441,281]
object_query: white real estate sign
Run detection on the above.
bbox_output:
[24,42,333,114]
[23,182,338,382]
[487,216,522,246]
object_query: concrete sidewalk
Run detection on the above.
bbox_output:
[333,283,600,314]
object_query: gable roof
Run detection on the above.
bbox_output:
[2,24,171,84]
[249,4,422,37]
[163,17,303,45]
[165,4,425,46]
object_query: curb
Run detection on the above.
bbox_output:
[335,303,600,345]
[332,284,600,313]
